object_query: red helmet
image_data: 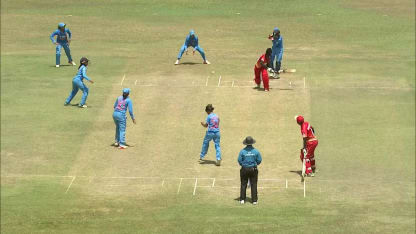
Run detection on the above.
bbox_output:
[295,115,304,124]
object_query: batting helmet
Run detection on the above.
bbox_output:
[273,27,280,33]
[295,115,304,124]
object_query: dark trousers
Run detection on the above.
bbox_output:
[240,167,258,202]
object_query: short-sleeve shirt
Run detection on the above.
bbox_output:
[206,113,219,132]
[255,53,269,69]
[300,121,316,140]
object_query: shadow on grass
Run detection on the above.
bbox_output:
[234,197,253,203]
[199,159,217,165]
[177,62,200,65]
[290,170,303,179]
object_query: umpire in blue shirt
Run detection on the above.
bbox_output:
[238,136,262,205]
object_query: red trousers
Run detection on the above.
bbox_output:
[300,140,318,174]
[254,66,269,91]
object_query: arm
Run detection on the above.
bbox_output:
[238,151,243,166]
[200,122,208,127]
[81,67,93,83]
[256,151,262,165]
[50,31,57,44]
[114,98,118,109]
[259,60,268,69]
[66,28,72,44]
[127,99,136,124]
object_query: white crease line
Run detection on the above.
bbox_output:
[232,80,235,87]
[193,178,198,195]
[134,80,138,85]
[161,179,165,187]
[212,178,216,188]
[286,179,288,189]
[303,180,306,198]
[303,77,306,89]
[217,76,221,87]
[65,176,76,194]
[205,77,209,86]
[177,178,183,194]
[121,74,126,86]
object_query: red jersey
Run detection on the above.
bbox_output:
[300,121,317,140]
[255,54,269,69]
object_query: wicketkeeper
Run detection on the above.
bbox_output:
[295,115,318,178]
[175,30,210,65]
[268,27,284,78]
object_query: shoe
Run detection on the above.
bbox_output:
[256,84,260,88]
[56,65,60,68]
[273,73,280,79]
[78,104,87,108]
[70,61,76,66]
[119,144,128,149]
[64,102,70,106]
[253,202,258,205]
[199,157,204,161]
[113,142,119,147]
[215,159,221,166]
[240,200,245,204]
[203,60,210,64]
[307,173,315,177]
[265,89,269,92]
[174,60,179,65]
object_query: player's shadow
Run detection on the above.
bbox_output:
[178,62,199,65]
[290,170,303,179]
[199,159,217,165]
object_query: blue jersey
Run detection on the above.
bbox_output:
[184,34,199,48]
[272,35,283,50]
[50,28,72,44]
[73,65,91,82]
[238,146,262,168]
[114,96,135,120]
[206,113,219,132]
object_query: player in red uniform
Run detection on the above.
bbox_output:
[254,48,272,92]
[295,115,318,178]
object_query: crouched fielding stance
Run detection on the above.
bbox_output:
[295,115,318,178]
[64,57,93,108]
[254,48,272,91]
[175,30,210,65]
[50,22,76,67]
[268,27,284,78]
[238,136,262,205]
[200,104,221,166]
[113,88,136,149]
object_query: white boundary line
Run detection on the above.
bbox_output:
[193,178,198,195]
[65,176,76,194]
[177,178,183,194]
[121,74,126,86]
[217,76,221,87]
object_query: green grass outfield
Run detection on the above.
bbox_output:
[1,0,415,233]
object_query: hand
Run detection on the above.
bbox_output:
[267,68,273,73]
[133,119,136,124]
[55,42,59,45]
[302,148,307,156]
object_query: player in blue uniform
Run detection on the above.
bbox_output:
[64,57,94,108]
[175,30,210,65]
[200,104,221,166]
[268,27,284,78]
[113,88,136,149]
[50,22,76,67]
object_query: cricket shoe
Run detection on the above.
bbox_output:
[78,104,88,108]
[69,61,76,66]
[240,200,245,204]
[203,60,210,64]
[64,102,70,106]
[215,159,221,166]
[119,145,128,149]
[273,73,280,79]
[56,65,60,68]
[307,173,315,177]
[112,142,119,147]
[174,60,179,65]
[256,84,260,89]
[253,202,258,205]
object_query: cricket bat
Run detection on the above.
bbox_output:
[279,68,297,73]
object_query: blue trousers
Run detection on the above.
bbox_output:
[271,48,283,71]
[56,43,73,65]
[177,45,206,61]
[200,131,221,160]
[65,79,89,105]
[113,112,126,145]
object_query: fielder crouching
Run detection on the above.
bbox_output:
[238,136,262,205]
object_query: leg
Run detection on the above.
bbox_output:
[194,46,206,61]
[307,140,318,172]
[200,132,213,159]
[213,132,221,161]
[261,68,270,91]
[270,49,277,70]
[250,168,259,202]
[177,45,187,60]
[56,44,62,65]
[62,43,73,63]
[240,168,248,201]
[79,83,89,106]
[276,50,283,71]
[113,113,120,143]
[254,67,261,86]
[65,80,79,104]
[119,117,127,145]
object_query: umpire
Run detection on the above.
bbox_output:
[238,136,262,205]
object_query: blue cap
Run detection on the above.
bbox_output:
[58,22,66,28]
[273,27,280,33]
[123,88,130,94]
[189,29,195,35]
